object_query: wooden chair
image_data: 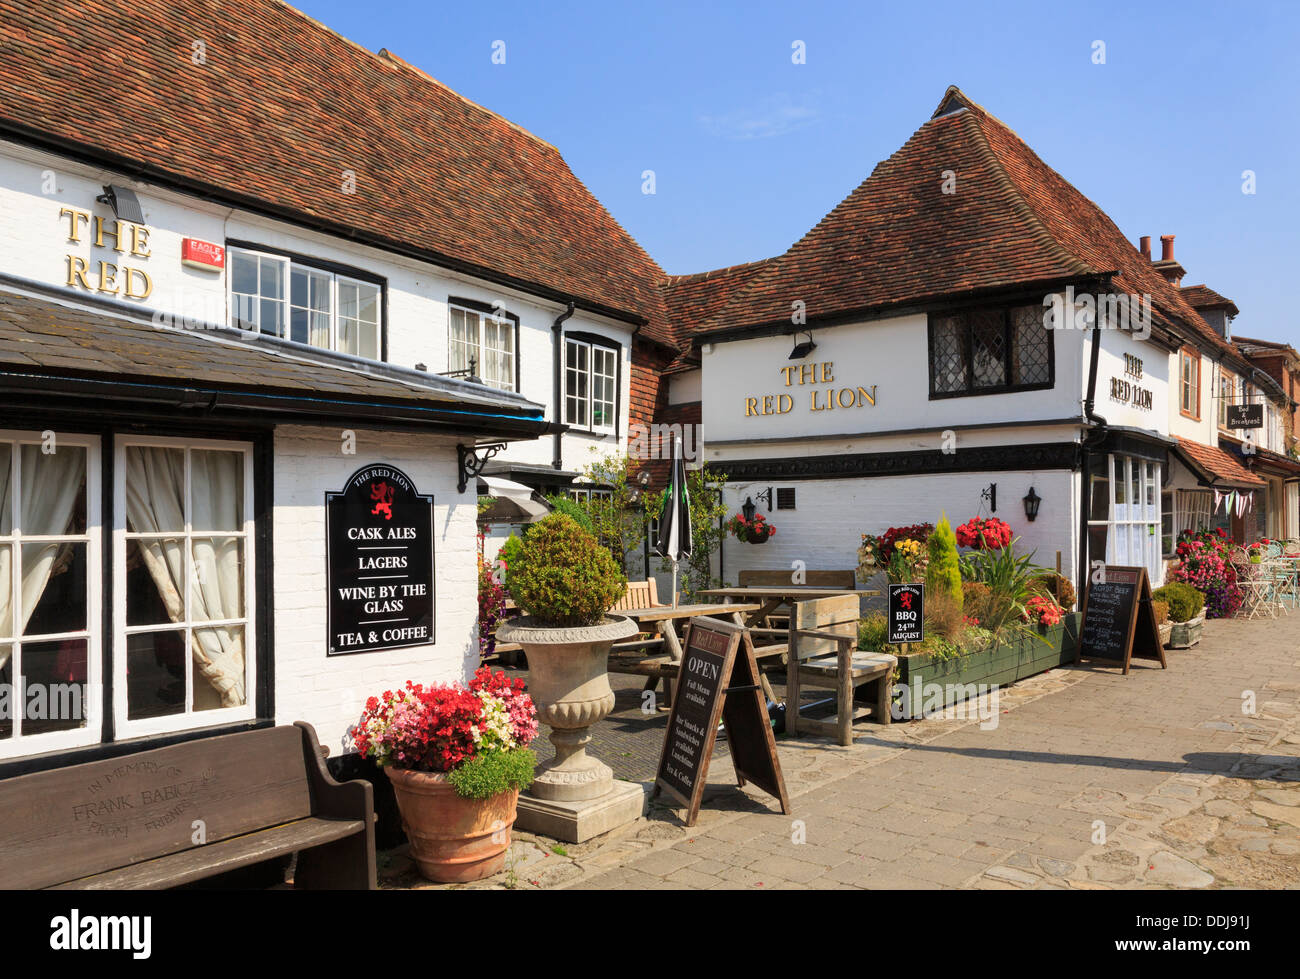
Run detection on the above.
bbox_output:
[610,578,665,611]
[788,594,896,746]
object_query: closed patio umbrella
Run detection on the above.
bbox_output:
[654,433,693,607]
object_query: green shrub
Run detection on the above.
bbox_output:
[507,513,626,627]
[446,748,536,799]
[1151,599,1169,626]
[858,611,888,651]
[926,516,963,615]
[1152,582,1205,623]
[497,534,524,573]
[540,494,595,533]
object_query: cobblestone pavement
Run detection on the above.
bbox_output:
[379,616,1300,890]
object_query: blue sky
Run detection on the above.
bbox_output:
[296,0,1300,348]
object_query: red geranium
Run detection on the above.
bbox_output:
[955,516,1013,550]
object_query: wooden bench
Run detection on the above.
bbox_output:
[0,722,376,890]
[789,594,895,745]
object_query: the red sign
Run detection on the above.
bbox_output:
[181,237,224,271]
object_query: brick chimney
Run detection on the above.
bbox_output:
[1139,235,1152,260]
[1151,233,1185,286]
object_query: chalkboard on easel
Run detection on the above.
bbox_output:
[1079,565,1167,674]
[653,616,789,827]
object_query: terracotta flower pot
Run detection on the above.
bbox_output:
[386,767,518,883]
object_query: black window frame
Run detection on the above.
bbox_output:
[226,238,389,362]
[446,295,522,393]
[927,302,1055,400]
[562,331,623,438]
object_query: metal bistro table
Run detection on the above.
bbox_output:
[696,586,877,629]
[609,602,762,707]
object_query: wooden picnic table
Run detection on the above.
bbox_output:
[611,602,763,706]
[696,586,878,629]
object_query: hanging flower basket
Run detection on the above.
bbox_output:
[726,512,776,544]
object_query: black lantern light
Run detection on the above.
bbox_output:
[788,330,817,360]
[741,496,757,522]
[1023,486,1041,522]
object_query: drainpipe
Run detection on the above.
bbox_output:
[1078,291,1109,591]
[551,301,575,471]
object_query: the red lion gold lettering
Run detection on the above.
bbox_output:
[369,481,394,521]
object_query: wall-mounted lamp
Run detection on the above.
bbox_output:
[96,184,145,224]
[980,482,997,514]
[1022,486,1041,522]
[788,331,817,360]
[741,496,757,522]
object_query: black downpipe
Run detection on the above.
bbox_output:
[552,301,576,471]
[1079,298,1109,590]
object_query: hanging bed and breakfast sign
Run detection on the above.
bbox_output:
[326,464,435,655]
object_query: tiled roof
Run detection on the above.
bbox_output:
[0,286,548,432]
[1181,284,1239,317]
[659,259,775,372]
[692,88,1242,364]
[1173,437,1266,488]
[0,0,671,343]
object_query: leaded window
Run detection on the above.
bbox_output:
[928,303,1053,397]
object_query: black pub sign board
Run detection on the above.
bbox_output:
[1079,565,1166,674]
[1226,403,1264,430]
[887,583,924,644]
[653,616,788,827]
[326,464,435,655]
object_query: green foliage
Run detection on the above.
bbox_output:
[857,611,889,651]
[446,748,536,800]
[1152,582,1205,623]
[507,513,626,626]
[497,534,524,574]
[959,537,1049,640]
[925,515,963,614]
[540,494,595,533]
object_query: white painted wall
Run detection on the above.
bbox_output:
[271,425,478,756]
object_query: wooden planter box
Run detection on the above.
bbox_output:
[1166,612,1204,649]
[893,612,1080,719]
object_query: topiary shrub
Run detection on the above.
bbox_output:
[497,534,524,575]
[1152,582,1205,623]
[926,515,963,616]
[1031,572,1077,611]
[507,513,626,627]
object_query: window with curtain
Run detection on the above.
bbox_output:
[448,303,517,391]
[0,434,98,759]
[229,246,381,360]
[118,438,254,736]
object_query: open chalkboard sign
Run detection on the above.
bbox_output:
[1079,565,1167,674]
[653,616,789,827]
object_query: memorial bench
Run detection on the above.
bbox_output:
[0,722,376,890]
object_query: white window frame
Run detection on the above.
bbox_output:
[1104,454,1163,586]
[113,435,256,740]
[0,431,102,760]
[227,246,381,360]
[564,336,618,435]
[447,303,516,392]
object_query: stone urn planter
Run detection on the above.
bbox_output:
[1166,612,1205,650]
[496,614,638,802]
[386,768,518,883]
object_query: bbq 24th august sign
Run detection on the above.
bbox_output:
[326,464,435,655]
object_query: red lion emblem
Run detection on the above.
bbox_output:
[369,481,395,521]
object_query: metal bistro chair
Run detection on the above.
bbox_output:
[1231,547,1275,620]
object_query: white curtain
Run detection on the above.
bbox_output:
[0,445,86,671]
[125,447,246,709]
